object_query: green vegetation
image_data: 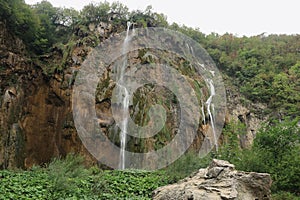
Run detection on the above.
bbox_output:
[203,34,300,118]
[0,0,40,52]
[235,119,300,194]
[163,150,211,183]
[0,154,95,200]
[0,0,167,55]
[168,25,299,120]
[0,0,79,54]
[217,119,300,198]
[0,154,169,199]
[94,170,169,199]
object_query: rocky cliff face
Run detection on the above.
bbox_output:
[225,83,267,148]
[0,19,265,169]
[0,21,97,169]
[153,159,272,200]
[0,21,29,168]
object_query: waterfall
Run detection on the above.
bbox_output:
[205,79,218,151]
[187,44,218,151]
[118,22,132,169]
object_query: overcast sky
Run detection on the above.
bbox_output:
[25,0,299,36]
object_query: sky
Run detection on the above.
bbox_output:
[25,0,300,36]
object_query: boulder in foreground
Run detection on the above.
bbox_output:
[153,159,272,200]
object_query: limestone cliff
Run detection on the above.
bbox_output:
[225,81,267,148]
[0,21,97,169]
[0,19,265,169]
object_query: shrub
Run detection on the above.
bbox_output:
[163,151,212,183]
[272,191,300,200]
[46,154,96,199]
[233,119,300,195]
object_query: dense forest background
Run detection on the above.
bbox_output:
[0,0,299,199]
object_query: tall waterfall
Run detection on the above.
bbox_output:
[118,22,132,169]
[186,44,219,152]
[206,79,218,151]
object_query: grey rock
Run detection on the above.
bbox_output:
[153,159,272,200]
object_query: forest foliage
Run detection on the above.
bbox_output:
[218,119,300,195]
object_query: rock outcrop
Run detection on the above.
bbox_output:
[225,85,268,148]
[153,159,272,200]
[0,21,96,169]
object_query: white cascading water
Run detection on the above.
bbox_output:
[118,22,132,169]
[187,44,218,151]
[205,79,218,151]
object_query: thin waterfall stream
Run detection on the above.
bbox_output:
[205,79,218,151]
[118,22,132,169]
[188,45,219,152]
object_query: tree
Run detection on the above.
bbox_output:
[0,0,40,53]
[32,1,79,48]
[238,119,300,194]
[80,2,110,24]
[32,0,57,52]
